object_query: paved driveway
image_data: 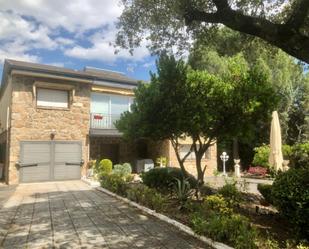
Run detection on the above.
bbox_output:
[0,181,209,249]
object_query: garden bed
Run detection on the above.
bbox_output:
[90,162,308,249]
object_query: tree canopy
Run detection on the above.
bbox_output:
[189,27,309,145]
[116,54,278,183]
[116,0,309,63]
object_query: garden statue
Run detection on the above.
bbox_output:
[234,159,241,178]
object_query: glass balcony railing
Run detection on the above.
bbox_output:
[90,113,121,129]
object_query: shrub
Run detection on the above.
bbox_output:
[100,173,127,196]
[141,167,197,192]
[252,144,270,168]
[95,159,113,176]
[217,181,242,207]
[173,178,194,207]
[126,184,166,211]
[156,156,168,167]
[252,144,292,169]
[200,184,215,196]
[257,183,273,204]
[290,142,309,168]
[272,167,309,238]
[203,194,232,215]
[190,212,257,249]
[113,163,132,177]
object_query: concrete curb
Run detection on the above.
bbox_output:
[94,185,233,249]
[81,177,100,187]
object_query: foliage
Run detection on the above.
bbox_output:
[87,160,96,169]
[252,145,271,168]
[126,184,166,211]
[94,159,113,176]
[199,184,215,196]
[190,212,257,249]
[203,194,232,216]
[252,144,293,169]
[290,142,309,168]
[190,27,309,167]
[257,184,273,205]
[141,167,197,192]
[113,163,132,177]
[116,0,309,63]
[156,156,167,167]
[217,182,242,207]
[272,167,309,238]
[173,178,193,207]
[117,53,277,183]
[100,173,127,196]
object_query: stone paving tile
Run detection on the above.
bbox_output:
[0,180,211,248]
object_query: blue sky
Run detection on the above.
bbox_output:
[0,1,157,81]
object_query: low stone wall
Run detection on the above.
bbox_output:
[205,176,274,194]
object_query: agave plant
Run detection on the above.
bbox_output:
[173,177,194,209]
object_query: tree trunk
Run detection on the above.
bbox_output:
[195,151,206,185]
[233,138,239,160]
[170,141,189,178]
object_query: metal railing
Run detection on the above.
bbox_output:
[90,113,121,129]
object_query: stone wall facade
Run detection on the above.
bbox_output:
[89,136,137,165]
[8,75,91,184]
[167,141,217,177]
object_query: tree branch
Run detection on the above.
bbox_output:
[213,0,229,11]
[183,1,309,63]
[285,0,309,29]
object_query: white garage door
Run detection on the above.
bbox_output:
[20,141,82,183]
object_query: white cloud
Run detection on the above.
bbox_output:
[65,28,150,63]
[0,0,123,32]
[0,1,150,65]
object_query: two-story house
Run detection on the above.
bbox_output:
[0,59,217,184]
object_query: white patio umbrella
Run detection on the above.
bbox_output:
[268,111,283,171]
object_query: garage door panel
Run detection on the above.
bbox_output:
[54,164,81,180]
[22,143,50,164]
[21,164,50,183]
[20,141,82,183]
[54,143,81,181]
[55,143,80,153]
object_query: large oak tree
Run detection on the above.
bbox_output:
[116,0,309,63]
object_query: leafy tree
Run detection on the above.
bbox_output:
[188,28,309,162]
[116,0,309,63]
[116,54,277,184]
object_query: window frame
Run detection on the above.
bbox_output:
[179,144,210,161]
[36,87,70,110]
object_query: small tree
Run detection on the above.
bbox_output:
[116,54,277,185]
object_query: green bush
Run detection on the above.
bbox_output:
[217,182,242,207]
[272,167,309,238]
[126,184,166,211]
[113,163,132,177]
[141,167,197,192]
[190,212,257,249]
[252,144,292,169]
[100,173,127,196]
[95,159,113,176]
[257,183,273,204]
[290,142,309,168]
[173,178,194,207]
[252,144,270,168]
[203,194,232,215]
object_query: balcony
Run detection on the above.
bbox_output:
[89,113,122,136]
